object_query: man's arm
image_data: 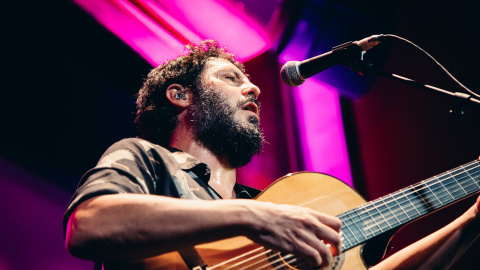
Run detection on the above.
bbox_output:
[371,195,480,270]
[65,193,342,268]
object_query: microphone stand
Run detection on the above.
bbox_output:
[346,60,480,118]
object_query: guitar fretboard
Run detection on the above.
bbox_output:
[338,160,480,251]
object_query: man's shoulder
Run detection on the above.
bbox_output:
[106,138,201,167]
[108,137,171,154]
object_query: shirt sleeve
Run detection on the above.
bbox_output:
[63,138,165,236]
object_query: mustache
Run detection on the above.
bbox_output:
[237,93,259,109]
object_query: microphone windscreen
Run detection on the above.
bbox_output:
[280,61,305,87]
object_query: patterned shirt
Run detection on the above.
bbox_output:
[63,137,260,235]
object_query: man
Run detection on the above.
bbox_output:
[64,40,480,269]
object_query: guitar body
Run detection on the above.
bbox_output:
[255,172,370,270]
[109,172,375,270]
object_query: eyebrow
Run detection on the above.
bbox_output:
[216,68,243,79]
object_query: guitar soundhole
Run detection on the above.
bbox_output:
[273,252,345,270]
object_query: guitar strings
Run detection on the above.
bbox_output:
[210,246,312,270]
[209,247,303,270]
[208,247,266,269]
[207,160,480,269]
[342,161,480,223]
[241,252,310,270]
[341,162,480,245]
[252,254,309,270]
[339,160,480,248]
[343,161,480,228]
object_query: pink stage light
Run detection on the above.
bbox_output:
[292,79,353,186]
[156,0,270,61]
[73,0,271,65]
[74,0,186,66]
[278,17,353,186]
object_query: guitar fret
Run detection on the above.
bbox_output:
[390,192,412,222]
[401,188,428,217]
[424,180,443,208]
[344,211,367,242]
[462,162,480,190]
[335,160,480,253]
[456,163,479,189]
[361,204,384,234]
[404,193,422,218]
[439,174,467,200]
[354,209,376,237]
[392,190,416,220]
[431,177,453,204]
[454,171,475,194]
[384,196,402,224]
[458,172,479,193]
[340,231,354,250]
[371,202,393,230]
[453,173,468,194]
[377,197,400,227]
[340,218,358,249]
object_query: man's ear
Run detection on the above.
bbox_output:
[166,84,192,110]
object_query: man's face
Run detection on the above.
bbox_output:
[187,58,264,168]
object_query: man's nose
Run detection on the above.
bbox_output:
[242,82,261,99]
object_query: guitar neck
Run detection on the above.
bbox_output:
[339,160,480,251]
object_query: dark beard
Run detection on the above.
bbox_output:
[187,88,264,168]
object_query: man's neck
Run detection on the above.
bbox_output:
[169,125,237,199]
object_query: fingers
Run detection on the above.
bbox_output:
[316,221,343,257]
[247,202,343,268]
[304,214,342,265]
[299,209,343,257]
[312,211,343,232]
[293,228,336,268]
[475,195,480,213]
[291,235,333,268]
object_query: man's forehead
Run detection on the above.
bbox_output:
[204,58,243,74]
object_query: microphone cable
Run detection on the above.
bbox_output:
[380,34,480,99]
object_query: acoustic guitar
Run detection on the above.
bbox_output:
[110,159,480,270]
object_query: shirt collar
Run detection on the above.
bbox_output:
[166,147,205,170]
[166,146,211,182]
[166,147,258,198]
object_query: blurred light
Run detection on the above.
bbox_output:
[292,79,353,186]
[157,0,270,61]
[73,0,271,65]
[278,17,353,186]
[73,0,186,66]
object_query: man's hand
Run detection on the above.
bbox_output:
[242,200,342,268]
[475,157,480,219]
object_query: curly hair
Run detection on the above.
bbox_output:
[135,40,246,146]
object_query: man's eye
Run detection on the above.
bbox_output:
[226,76,236,82]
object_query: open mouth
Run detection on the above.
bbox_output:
[241,102,259,116]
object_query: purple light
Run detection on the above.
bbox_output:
[0,157,92,270]
[277,16,352,186]
[73,0,271,65]
[292,79,353,186]
[74,0,186,66]
[159,0,270,61]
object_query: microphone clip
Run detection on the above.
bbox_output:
[331,41,364,68]
[449,92,472,119]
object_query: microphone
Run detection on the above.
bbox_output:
[280,34,384,87]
